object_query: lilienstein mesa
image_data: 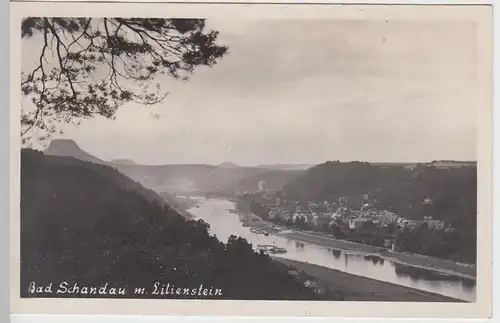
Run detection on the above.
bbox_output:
[27,281,223,297]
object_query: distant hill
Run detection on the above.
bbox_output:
[44,139,107,165]
[114,164,272,194]
[255,164,315,171]
[426,161,477,168]
[42,139,271,194]
[27,149,165,207]
[370,161,477,170]
[42,140,209,211]
[42,140,173,207]
[20,149,321,300]
[110,158,136,165]
[283,161,383,203]
[370,162,414,168]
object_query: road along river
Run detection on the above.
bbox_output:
[186,197,476,302]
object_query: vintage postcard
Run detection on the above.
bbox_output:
[9,1,493,319]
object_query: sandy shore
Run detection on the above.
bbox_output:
[274,258,464,302]
[277,230,476,280]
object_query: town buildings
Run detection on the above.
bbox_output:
[247,192,450,234]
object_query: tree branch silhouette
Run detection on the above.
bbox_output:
[21,17,228,144]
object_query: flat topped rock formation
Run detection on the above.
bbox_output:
[218,162,240,169]
[44,139,107,165]
[41,140,304,194]
[110,159,136,165]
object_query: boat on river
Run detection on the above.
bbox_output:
[250,227,268,235]
[257,244,288,254]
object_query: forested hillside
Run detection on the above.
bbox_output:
[20,149,321,300]
[283,161,476,225]
[281,161,477,264]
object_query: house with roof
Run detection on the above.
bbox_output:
[349,218,367,230]
[312,213,333,227]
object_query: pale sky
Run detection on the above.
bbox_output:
[22,19,478,165]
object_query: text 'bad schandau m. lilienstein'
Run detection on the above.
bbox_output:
[27,281,223,297]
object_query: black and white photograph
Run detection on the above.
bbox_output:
[10,2,493,318]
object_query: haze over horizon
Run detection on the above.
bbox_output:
[43,138,475,167]
[22,19,478,165]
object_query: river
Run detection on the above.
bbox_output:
[186,197,476,302]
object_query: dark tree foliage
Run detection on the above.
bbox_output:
[21,149,321,300]
[21,18,228,142]
[395,227,477,265]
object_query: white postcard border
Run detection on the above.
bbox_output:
[9,2,494,318]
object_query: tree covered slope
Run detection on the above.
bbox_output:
[282,161,476,225]
[20,149,319,300]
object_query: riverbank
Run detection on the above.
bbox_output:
[231,205,475,280]
[173,195,199,211]
[274,258,464,302]
[185,197,475,301]
[164,195,200,219]
[278,230,476,280]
